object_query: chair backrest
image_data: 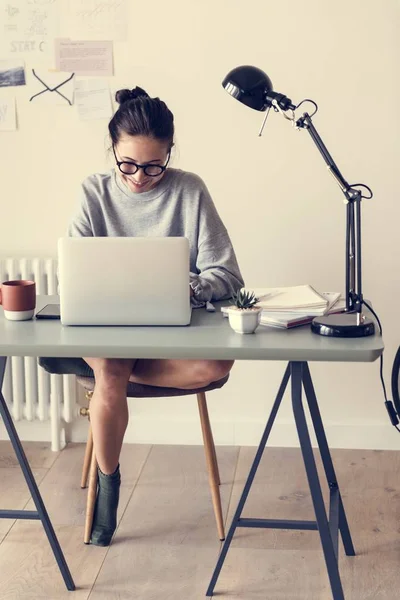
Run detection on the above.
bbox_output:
[391,346,400,416]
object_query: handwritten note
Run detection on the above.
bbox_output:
[55,39,113,76]
[0,95,17,131]
[62,0,127,41]
[74,79,112,120]
[0,0,60,65]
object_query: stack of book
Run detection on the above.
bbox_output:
[222,285,346,329]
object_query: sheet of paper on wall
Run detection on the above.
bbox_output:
[74,79,112,120]
[55,39,113,76]
[28,69,74,105]
[0,59,26,87]
[62,0,128,42]
[0,94,17,131]
[0,0,60,66]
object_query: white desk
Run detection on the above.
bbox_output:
[0,295,382,362]
[0,296,384,598]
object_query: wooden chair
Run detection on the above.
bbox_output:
[77,375,228,544]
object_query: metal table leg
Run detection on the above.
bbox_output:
[206,364,291,596]
[302,362,355,557]
[0,356,75,591]
[291,362,346,599]
[206,361,354,600]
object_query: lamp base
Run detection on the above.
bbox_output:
[311,312,375,337]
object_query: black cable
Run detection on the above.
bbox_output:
[294,98,319,117]
[391,347,400,417]
[362,299,400,432]
[348,183,373,200]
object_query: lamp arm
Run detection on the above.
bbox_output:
[296,112,364,315]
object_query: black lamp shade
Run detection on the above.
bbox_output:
[222,65,273,112]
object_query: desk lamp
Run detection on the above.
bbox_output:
[222,65,375,338]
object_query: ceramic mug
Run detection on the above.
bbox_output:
[0,280,36,321]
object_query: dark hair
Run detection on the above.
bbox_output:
[109,86,174,150]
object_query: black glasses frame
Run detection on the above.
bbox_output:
[112,146,171,177]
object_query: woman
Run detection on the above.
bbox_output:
[58,86,243,546]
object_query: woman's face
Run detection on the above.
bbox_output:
[114,135,170,194]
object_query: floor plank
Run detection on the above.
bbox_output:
[225,447,320,550]
[0,441,58,470]
[0,521,106,600]
[88,543,220,600]
[211,544,400,600]
[0,443,399,599]
[0,466,48,543]
[0,440,56,543]
[210,547,330,600]
[224,447,400,550]
[115,444,238,547]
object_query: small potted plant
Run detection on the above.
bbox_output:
[226,289,262,334]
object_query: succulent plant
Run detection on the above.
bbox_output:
[231,289,259,309]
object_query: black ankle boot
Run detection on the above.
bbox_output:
[90,464,121,546]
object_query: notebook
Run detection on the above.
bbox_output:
[259,295,346,329]
[252,285,328,312]
[260,291,342,318]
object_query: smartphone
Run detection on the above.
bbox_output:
[36,304,61,320]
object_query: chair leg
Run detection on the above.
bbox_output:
[197,392,225,540]
[197,392,221,484]
[211,439,221,486]
[84,444,98,544]
[81,423,93,489]
[80,390,93,489]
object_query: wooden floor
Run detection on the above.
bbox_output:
[0,441,399,599]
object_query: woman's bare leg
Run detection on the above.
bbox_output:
[84,358,234,474]
[82,357,136,546]
[84,357,136,475]
[130,359,234,389]
[81,356,233,546]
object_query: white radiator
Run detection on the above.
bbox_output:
[0,258,77,451]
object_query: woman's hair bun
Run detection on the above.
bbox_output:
[115,86,149,105]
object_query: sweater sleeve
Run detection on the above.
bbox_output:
[67,181,94,237]
[189,180,244,305]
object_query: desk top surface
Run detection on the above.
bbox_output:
[0,296,384,362]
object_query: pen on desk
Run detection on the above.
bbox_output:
[206,301,216,312]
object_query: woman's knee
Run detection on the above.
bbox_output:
[194,360,234,387]
[84,358,135,387]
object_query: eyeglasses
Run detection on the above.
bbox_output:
[113,146,170,177]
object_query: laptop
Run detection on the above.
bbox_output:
[58,237,192,326]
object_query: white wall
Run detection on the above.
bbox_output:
[1,0,399,449]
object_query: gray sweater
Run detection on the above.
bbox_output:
[68,168,244,305]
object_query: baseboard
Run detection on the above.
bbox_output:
[2,415,400,451]
[0,418,67,449]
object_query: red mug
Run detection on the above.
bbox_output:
[0,280,36,321]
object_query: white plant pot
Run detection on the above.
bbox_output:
[227,307,262,334]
